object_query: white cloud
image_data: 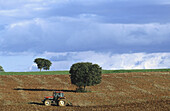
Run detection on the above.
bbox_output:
[28,51,170,71]
[1,51,170,72]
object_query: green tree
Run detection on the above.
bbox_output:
[69,62,102,92]
[0,65,4,72]
[43,59,52,70]
[34,58,52,71]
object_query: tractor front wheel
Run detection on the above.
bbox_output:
[58,99,66,106]
[44,100,51,106]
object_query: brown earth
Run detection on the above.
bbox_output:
[0,72,170,111]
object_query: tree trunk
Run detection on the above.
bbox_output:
[84,85,86,91]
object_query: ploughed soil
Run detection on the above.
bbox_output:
[0,72,169,111]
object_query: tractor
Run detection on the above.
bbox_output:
[42,91,72,106]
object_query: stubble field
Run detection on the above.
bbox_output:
[0,72,169,111]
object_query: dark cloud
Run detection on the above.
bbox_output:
[0,18,170,54]
[45,0,170,24]
[50,54,70,62]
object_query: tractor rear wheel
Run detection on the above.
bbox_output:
[58,99,66,106]
[44,100,51,106]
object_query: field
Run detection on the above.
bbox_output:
[1,68,170,75]
[0,71,170,111]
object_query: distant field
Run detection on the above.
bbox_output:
[0,71,70,75]
[102,69,170,74]
[0,69,170,75]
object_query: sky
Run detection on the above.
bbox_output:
[0,0,170,72]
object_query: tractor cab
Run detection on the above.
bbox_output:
[53,91,64,98]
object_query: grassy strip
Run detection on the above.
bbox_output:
[102,69,170,74]
[0,71,70,75]
[0,69,170,75]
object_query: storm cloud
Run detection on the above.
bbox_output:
[0,20,170,53]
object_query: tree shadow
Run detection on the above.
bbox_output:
[28,102,44,106]
[14,88,76,92]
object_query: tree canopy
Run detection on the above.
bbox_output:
[34,58,52,71]
[69,62,102,91]
[0,65,4,72]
